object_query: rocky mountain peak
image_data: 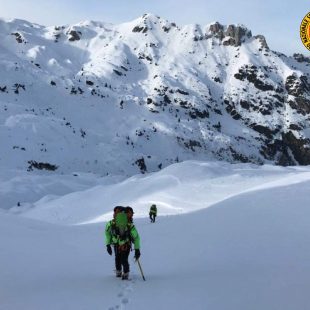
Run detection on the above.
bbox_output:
[224,24,252,46]
[131,13,177,34]
[0,16,310,176]
[207,22,254,46]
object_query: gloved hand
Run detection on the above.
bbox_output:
[134,249,141,260]
[107,244,112,255]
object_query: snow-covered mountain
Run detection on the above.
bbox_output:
[1,13,310,176]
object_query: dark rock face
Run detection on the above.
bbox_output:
[86,80,94,86]
[250,124,278,140]
[229,146,251,163]
[260,132,310,166]
[225,100,240,119]
[293,53,310,63]
[288,97,310,115]
[223,38,236,46]
[286,75,310,115]
[67,30,81,41]
[11,32,26,43]
[113,69,123,76]
[224,24,252,46]
[208,23,252,46]
[132,26,148,33]
[209,22,225,40]
[253,35,269,50]
[289,124,302,131]
[285,75,310,97]
[281,131,310,165]
[162,25,170,33]
[135,157,147,173]
[13,84,26,94]
[226,66,310,166]
[209,22,224,34]
[27,161,58,171]
[234,65,274,91]
[189,109,209,119]
[240,100,250,110]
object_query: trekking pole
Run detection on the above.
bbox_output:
[136,258,146,281]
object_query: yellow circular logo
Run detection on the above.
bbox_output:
[300,12,310,50]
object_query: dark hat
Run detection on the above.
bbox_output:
[125,206,134,214]
[114,206,125,212]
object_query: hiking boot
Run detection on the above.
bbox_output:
[116,270,122,278]
[122,272,129,280]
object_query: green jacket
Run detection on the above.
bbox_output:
[149,205,157,216]
[105,219,140,249]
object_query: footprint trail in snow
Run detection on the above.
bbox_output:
[107,275,136,310]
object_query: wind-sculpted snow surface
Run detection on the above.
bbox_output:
[15,160,310,225]
[1,161,310,309]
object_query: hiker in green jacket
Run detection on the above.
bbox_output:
[105,206,140,280]
[149,204,157,223]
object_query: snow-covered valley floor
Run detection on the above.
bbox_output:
[1,161,310,310]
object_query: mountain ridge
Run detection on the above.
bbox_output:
[1,14,310,176]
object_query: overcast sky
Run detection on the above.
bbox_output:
[0,0,308,55]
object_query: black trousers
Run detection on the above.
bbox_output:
[150,213,156,222]
[114,246,130,273]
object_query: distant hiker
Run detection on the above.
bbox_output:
[149,204,157,223]
[105,206,141,280]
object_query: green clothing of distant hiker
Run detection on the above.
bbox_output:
[149,204,157,223]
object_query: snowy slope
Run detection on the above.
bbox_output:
[16,160,310,224]
[1,161,310,310]
[1,14,310,177]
